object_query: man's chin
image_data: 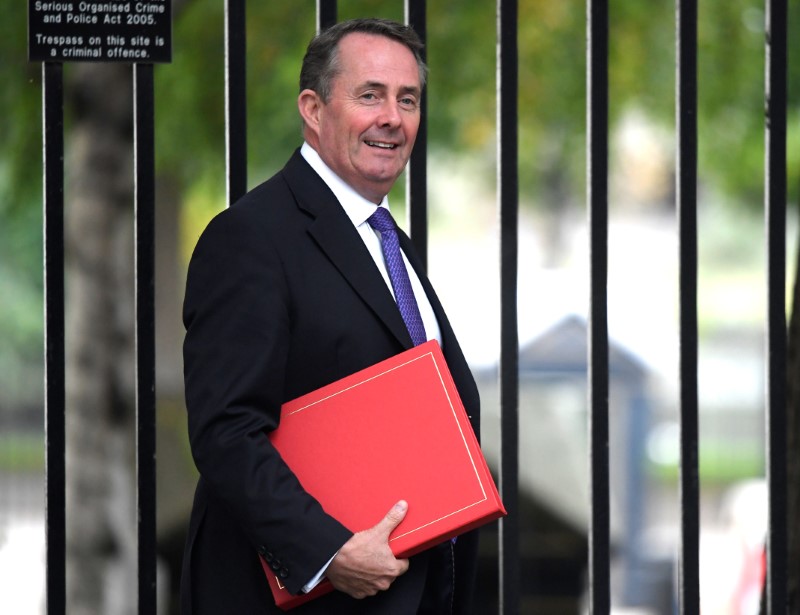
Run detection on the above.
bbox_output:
[358,167,405,189]
[352,176,402,203]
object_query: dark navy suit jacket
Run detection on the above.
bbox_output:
[181,149,481,614]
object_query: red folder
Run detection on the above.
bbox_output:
[260,340,505,610]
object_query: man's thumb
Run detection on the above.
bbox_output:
[378,500,408,536]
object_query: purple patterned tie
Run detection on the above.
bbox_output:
[368,208,427,346]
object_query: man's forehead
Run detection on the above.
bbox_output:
[336,33,421,88]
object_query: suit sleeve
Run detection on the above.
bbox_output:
[182,206,352,595]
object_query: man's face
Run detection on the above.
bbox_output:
[300,33,422,203]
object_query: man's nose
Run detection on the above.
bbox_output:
[376,101,402,128]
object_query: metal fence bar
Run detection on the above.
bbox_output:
[405,0,429,267]
[586,0,610,612]
[764,0,788,611]
[675,1,700,613]
[317,0,337,32]
[133,63,158,615]
[497,0,520,612]
[42,60,66,615]
[35,5,795,614]
[225,0,247,206]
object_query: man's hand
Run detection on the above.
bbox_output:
[325,500,410,599]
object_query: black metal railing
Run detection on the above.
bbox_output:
[587,1,611,612]
[676,0,700,611]
[764,0,789,611]
[497,0,521,612]
[42,60,66,615]
[37,1,790,613]
[134,62,158,615]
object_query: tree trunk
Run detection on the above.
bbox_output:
[64,62,137,615]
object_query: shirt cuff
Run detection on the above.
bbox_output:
[302,552,338,593]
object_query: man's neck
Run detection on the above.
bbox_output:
[300,142,389,210]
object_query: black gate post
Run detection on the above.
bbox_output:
[225,0,247,206]
[586,0,610,612]
[134,62,158,615]
[405,0,429,268]
[764,0,789,611]
[42,60,66,615]
[497,0,520,612]
[317,0,337,33]
[676,1,701,612]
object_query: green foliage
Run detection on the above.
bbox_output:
[3,0,800,416]
[154,0,227,184]
[244,3,318,176]
[516,1,590,199]
[427,0,496,149]
[0,432,45,472]
[0,2,44,415]
[697,1,768,203]
[0,2,43,214]
[649,437,763,485]
[5,1,799,215]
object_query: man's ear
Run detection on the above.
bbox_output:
[298,89,322,131]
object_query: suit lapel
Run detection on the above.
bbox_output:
[281,151,413,349]
[281,150,479,428]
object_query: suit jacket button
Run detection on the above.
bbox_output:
[270,561,281,572]
[258,546,268,558]
[263,551,274,563]
[279,567,290,579]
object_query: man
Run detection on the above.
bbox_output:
[181,18,481,614]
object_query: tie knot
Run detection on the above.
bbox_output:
[367,207,396,234]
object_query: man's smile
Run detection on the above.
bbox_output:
[365,140,398,149]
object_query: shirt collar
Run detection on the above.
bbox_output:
[300,142,389,227]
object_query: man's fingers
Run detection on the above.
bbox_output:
[375,500,407,538]
[326,501,410,599]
